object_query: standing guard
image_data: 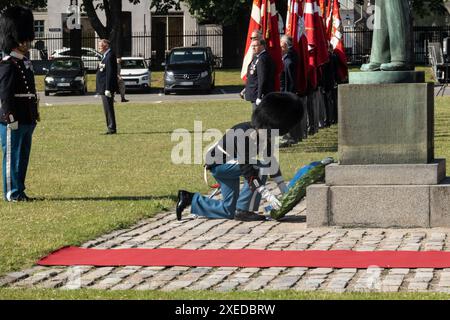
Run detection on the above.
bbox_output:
[0,6,39,202]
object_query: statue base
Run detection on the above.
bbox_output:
[350,71,425,84]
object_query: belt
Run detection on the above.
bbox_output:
[14,94,37,98]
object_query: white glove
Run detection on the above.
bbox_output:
[257,185,281,210]
[7,121,18,131]
[6,114,18,130]
[105,90,112,98]
[256,98,262,106]
[239,89,246,99]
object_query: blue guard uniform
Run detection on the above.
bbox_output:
[0,52,39,201]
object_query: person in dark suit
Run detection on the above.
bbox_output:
[244,38,275,111]
[279,35,306,148]
[0,6,39,202]
[96,39,118,135]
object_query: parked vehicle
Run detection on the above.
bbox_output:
[163,46,216,94]
[50,47,102,71]
[44,57,88,96]
[120,57,151,92]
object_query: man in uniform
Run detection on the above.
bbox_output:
[0,6,39,202]
[96,39,118,134]
[244,37,275,111]
[361,0,413,71]
[175,92,302,221]
[279,35,305,148]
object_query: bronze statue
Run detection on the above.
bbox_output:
[361,0,413,72]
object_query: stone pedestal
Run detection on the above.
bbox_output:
[339,82,434,165]
[307,160,448,228]
[306,74,449,228]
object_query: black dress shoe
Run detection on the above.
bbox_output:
[105,130,117,135]
[176,190,194,220]
[234,209,266,221]
[121,98,129,103]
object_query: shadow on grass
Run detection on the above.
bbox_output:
[38,195,177,202]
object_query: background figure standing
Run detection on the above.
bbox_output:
[0,6,39,202]
[116,58,129,103]
[96,39,118,135]
[279,35,304,148]
[244,37,275,111]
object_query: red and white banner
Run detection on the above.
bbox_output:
[241,0,263,80]
[286,0,309,95]
[327,0,349,81]
[304,0,329,89]
[241,0,283,91]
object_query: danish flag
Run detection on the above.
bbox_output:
[304,0,329,89]
[286,0,309,95]
[327,0,349,81]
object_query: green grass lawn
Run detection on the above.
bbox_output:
[1,93,450,300]
[0,99,335,277]
[1,289,449,300]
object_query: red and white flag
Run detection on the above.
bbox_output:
[327,0,349,81]
[286,0,309,95]
[304,0,329,89]
[241,0,283,91]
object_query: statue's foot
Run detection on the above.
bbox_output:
[380,62,414,71]
[361,62,381,72]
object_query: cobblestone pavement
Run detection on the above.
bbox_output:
[2,183,450,293]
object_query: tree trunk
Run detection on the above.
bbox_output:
[82,0,109,39]
[109,0,123,57]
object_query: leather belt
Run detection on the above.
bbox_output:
[14,94,37,98]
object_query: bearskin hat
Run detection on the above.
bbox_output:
[252,92,305,136]
[0,6,35,53]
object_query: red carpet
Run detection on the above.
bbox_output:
[38,247,450,268]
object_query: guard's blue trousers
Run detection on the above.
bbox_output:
[0,123,35,201]
[191,163,267,219]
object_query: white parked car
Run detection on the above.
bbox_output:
[50,47,102,71]
[120,57,151,92]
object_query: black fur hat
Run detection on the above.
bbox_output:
[0,6,35,53]
[252,92,304,136]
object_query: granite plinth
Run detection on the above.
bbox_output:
[350,71,425,84]
[339,83,434,165]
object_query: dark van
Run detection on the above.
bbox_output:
[163,47,216,94]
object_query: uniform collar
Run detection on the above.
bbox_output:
[10,51,26,60]
[256,50,266,58]
[102,49,111,59]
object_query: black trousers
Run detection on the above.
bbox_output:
[101,95,117,132]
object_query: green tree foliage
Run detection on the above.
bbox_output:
[150,0,450,26]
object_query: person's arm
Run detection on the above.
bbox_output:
[0,63,17,128]
[256,55,271,100]
[105,54,117,95]
[286,58,297,93]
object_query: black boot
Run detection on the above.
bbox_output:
[176,190,194,221]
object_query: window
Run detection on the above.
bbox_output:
[34,20,45,37]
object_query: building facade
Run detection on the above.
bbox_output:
[31,0,223,66]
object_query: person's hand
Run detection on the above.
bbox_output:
[105,90,112,98]
[257,185,282,210]
[267,193,281,210]
[256,98,262,106]
[239,89,246,99]
[6,113,18,130]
